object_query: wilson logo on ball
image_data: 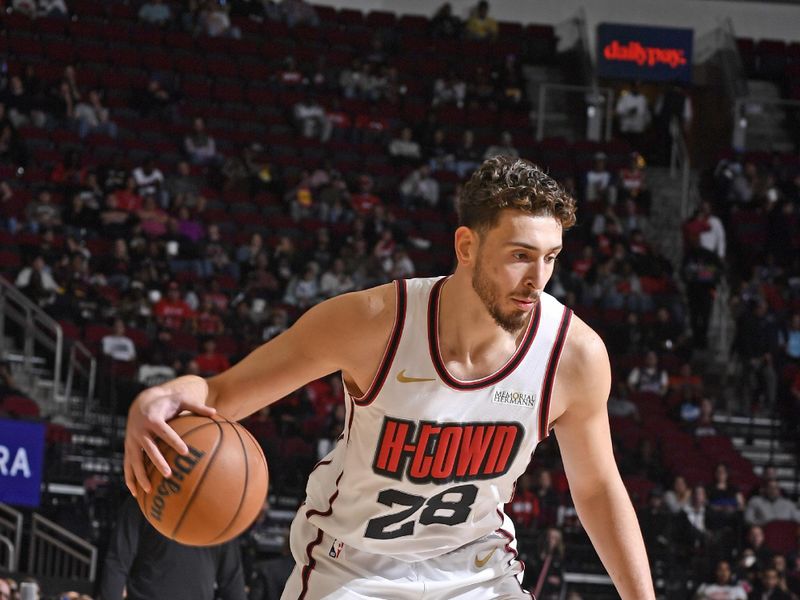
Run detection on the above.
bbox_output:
[150,445,206,522]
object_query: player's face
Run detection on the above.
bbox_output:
[471,211,562,333]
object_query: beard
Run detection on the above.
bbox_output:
[471,253,537,334]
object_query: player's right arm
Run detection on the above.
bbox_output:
[124,284,396,495]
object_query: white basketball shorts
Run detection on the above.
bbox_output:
[280,511,534,600]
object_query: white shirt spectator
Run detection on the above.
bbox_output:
[699,214,726,260]
[400,167,439,207]
[138,0,171,26]
[616,90,650,133]
[744,481,800,526]
[101,334,136,362]
[38,0,68,17]
[137,364,176,387]
[694,582,747,600]
[132,165,165,198]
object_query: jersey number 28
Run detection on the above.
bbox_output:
[364,484,478,540]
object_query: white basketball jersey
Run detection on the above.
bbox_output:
[302,277,572,562]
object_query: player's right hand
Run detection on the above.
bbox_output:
[124,377,216,496]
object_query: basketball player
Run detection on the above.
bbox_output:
[124,156,655,599]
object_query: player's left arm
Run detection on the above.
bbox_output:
[551,316,655,600]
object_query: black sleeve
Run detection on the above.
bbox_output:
[98,497,142,600]
[215,540,247,600]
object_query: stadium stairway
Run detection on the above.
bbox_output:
[739,80,796,153]
[524,64,578,141]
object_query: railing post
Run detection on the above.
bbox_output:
[604,89,614,142]
[24,306,34,372]
[53,325,63,404]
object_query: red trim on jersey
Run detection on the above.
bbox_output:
[298,527,324,600]
[496,509,534,599]
[427,277,542,391]
[537,307,573,441]
[306,471,344,519]
[352,279,407,406]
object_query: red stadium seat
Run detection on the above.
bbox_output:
[763,520,799,555]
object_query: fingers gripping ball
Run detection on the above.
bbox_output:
[136,414,269,546]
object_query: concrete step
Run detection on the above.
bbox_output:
[740,449,795,465]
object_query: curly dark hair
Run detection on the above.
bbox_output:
[458,156,577,232]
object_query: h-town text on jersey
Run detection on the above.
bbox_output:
[372,417,524,483]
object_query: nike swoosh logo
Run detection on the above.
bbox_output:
[396,370,436,383]
[474,548,496,568]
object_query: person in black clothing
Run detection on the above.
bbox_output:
[99,496,247,600]
[682,238,723,349]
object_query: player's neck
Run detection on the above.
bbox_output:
[438,272,527,358]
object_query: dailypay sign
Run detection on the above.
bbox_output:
[597,23,694,83]
[0,418,45,507]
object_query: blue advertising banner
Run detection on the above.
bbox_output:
[0,418,46,507]
[597,23,694,83]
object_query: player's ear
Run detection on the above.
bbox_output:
[454,226,478,266]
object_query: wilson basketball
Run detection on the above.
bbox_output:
[135,413,269,546]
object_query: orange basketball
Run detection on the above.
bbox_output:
[136,413,269,546]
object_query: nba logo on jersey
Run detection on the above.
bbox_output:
[328,539,344,559]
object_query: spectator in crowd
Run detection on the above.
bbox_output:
[744,525,775,571]
[707,462,745,529]
[383,246,416,280]
[432,70,467,108]
[452,129,482,177]
[745,479,800,526]
[319,258,354,299]
[399,165,439,209]
[504,472,539,533]
[100,496,246,600]
[697,200,727,260]
[15,254,60,306]
[138,0,171,26]
[12,0,37,17]
[607,381,640,420]
[430,3,461,39]
[388,127,422,165]
[534,468,561,527]
[165,161,202,206]
[350,174,381,216]
[132,157,166,206]
[585,152,613,205]
[198,0,241,38]
[664,475,692,514]
[484,132,520,161]
[293,92,331,142]
[682,484,711,548]
[693,397,719,437]
[195,338,230,376]
[74,90,118,139]
[528,528,565,599]
[184,117,218,166]
[749,567,792,600]
[425,128,455,172]
[694,559,748,600]
[733,299,779,414]
[153,281,194,331]
[617,152,650,210]
[136,78,176,122]
[627,350,669,396]
[781,313,800,364]
[615,81,650,150]
[101,318,137,364]
[465,0,498,40]
[682,234,723,350]
[26,188,62,233]
[39,0,68,17]
[281,0,319,27]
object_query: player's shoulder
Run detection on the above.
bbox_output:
[558,311,610,386]
[298,282,398,341]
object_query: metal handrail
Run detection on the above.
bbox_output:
[536,83,614,142]
[0,276,63,403]
[719,17,749,99]
[0,535,14,573]
[669,118,692,220]
[64,341,97,420]
[29,513,98,582]
[0,502,23,572]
